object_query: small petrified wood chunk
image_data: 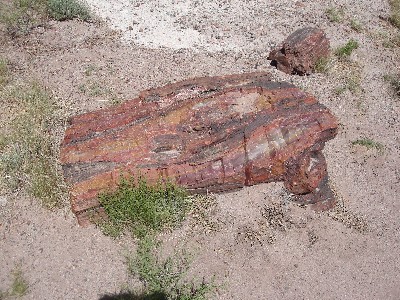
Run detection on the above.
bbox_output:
[268,27,330,75]
[60,72,338,225]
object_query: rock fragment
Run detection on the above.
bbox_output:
[268,27,330,75]
[60,72,338,225]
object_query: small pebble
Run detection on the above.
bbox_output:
[0,196,7,207]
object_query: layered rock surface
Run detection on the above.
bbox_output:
[269,27,330,75]
[60,72,338,225]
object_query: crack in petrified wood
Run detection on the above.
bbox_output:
[60,72,338,225]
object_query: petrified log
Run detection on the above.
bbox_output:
[60,72,338,225]
[268,27,330,75]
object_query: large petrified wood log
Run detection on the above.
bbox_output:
[268,27,330,75]
[60,72,338,225]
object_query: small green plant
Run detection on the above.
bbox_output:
[0,134,8,151]
[384,74,400,96]
[98,177,189,238]
[97,174,218,298]
[335,39,359,59]
[10,267,29,297]
[47,0,91,21]
[334,68,362,95]
[389,0,400,29]
[351,138,384,153]
[127,235,215,300]
[344,75,361,93]
[350,19,362,32]
[334,86,347,95]
[84,64,97,76]
[325,7,345,22]
[314,56,331,73]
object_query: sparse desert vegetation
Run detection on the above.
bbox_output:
[0,0,91,37]
[47,0,91,21]
[0,79,66,208]
[97,177,189,239]
[325,7,345,23]
[314,56,332,74]
[384,73,400,96]
[0,58,9,87]
[350,19,362,32]
[335,39,359,59]
[389,0,400,29]
[126,235,215,300]
[97,178,216,299]
[0,265,29,299]
[351,138,385,153]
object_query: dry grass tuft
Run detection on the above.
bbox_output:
[325,7,345,23]
[314,56,332,74]
[0,265,30,298]
[384,74,400,97]
[0,0,91,37]
[0,58,9,87]
[328,192,369,234]
[188,194,221,234]
[350,19,362,32]
[389,0,400,29]
[10,266,29,297]
[0,83,66,208]
[261,203,292,231]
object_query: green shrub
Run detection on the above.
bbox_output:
[98,178,217,299]
[127,235,215,300]
[47,0,91,21]
[99,178,216,299]
[335,39,359,59]
[98,177,189,238]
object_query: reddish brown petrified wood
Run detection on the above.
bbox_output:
[60,72,338,225]
[268,27,330,75]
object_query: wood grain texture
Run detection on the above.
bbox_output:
[60,72,338,225]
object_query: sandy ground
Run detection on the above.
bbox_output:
[0,0,399,299]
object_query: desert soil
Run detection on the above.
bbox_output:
[0,0,399,299]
